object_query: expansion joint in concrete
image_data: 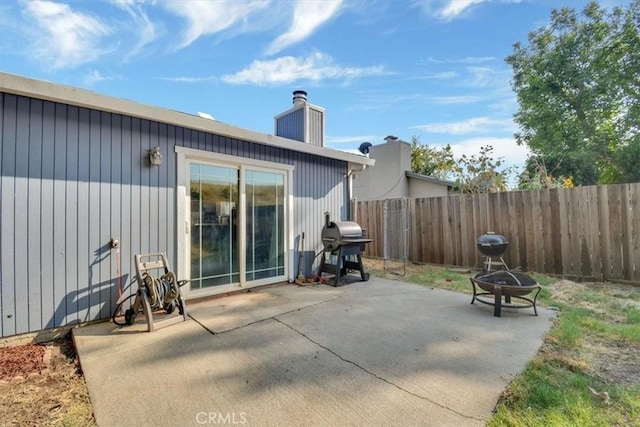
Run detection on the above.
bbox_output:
[188,298,336,336]
[273,317,485,423]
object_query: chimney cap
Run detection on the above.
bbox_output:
[384,135,399,142]
[292,90,308,105]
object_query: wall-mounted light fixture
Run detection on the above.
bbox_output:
[149,146,163,166]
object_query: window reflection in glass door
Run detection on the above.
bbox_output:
[246,170,285,281]
[190,164,239,289]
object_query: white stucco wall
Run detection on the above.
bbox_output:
[408,177,451,198]
[352,140,412,201]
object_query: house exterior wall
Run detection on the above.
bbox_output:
[0,92,347,337]
[408,178,450,198]
[352,140,411,201]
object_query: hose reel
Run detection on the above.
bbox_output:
[124,271,183,326]
[113,252,188,332]
[145,271,179,313]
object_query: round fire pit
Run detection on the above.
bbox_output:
[470,270,542,317]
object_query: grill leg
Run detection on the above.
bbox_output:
[318,252,326,278]
[334,248,343,287]
[356,254,369,281]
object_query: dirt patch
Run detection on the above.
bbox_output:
[363,258,472,281]
[506,278,640,388]
[583,338,640,388]
[0,343,47,380]
[549,280,640,320]
[0,334,95,426]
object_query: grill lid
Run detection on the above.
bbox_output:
[476,232,509,256]
[322,220,365,252]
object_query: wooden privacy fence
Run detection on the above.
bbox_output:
[356,183,640,283]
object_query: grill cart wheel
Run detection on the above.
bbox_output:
[124,308,135,325]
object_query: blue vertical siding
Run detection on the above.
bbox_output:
[275,109,304,142]
[0,92,347,337]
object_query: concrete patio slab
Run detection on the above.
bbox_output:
[187,284,339,333]
[73,278,555,426]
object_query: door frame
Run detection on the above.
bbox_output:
[175,146,294,298]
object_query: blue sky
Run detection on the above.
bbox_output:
[0,0,626,171]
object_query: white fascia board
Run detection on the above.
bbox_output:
[0,72,374,167]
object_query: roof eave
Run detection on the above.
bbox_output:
[404,171,455,187]
[0,72,374,166]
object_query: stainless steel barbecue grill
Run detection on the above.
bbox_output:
[318,213,372,286]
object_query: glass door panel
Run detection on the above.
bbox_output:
[246,170,285,281]
[190,164,239,289]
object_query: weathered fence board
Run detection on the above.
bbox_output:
[359,183,640,283]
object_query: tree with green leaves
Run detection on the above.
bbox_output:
[455,145,516,193]
[520,152,596,188]
[518,156,575,190]
[410,136,457,180]
[507,1,640,185]
[410,137,515,193]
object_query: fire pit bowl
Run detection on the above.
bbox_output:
[470,270,542,317]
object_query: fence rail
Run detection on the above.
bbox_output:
[356,183,640,283]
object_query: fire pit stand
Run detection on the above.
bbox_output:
[470,270,542,317]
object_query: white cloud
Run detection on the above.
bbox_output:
[111,0,159,61]
[346,92,426,111]
[23,0,113,69]
[414,0,521,21]
[163,0,271,49]
[266,0,343,55]
[465,66,511,88]
[159,75,218,83]
[412,117,515,134]
[83,69,123,86]
[439,0,486,20]
[415,71,458,80]
[420,56,496,65]
[220,52,386,86]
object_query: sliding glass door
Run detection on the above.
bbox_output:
[180,150,290,296]
[190,164,239,289]
[245,170,285,281]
